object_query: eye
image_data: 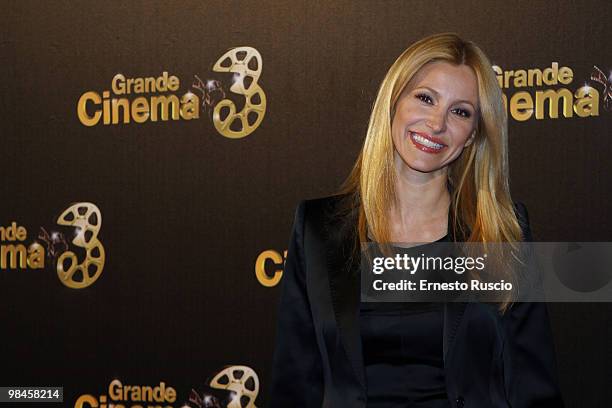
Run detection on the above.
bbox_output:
[451,108,472,118]
[415,93,433,104]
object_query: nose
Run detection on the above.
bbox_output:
[426,109,446,133]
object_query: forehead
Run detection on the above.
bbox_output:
[406,61,479,105]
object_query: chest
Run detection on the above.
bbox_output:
[389,217,448,243]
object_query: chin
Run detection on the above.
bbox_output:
[407,162,442,173]
[396,151,445,173]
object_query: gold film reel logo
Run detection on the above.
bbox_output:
[212,47,266,139]
[209,365,259,408]
[56,203,105,289]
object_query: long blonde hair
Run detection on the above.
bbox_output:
[339,33,523,308]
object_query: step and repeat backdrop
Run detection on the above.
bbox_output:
[1,1,610,407]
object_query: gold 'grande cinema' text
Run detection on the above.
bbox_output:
[493,62,599,121]
[0,222,44,270]
[77,72,199,126]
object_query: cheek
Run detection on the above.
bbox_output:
[392,105,422,136]
[391,113,405,146]
[398,103,426,122]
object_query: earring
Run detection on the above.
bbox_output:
[465,131,476,147]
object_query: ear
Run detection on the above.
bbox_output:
[464,130,476,147]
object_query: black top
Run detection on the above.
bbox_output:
[360,235,451,407]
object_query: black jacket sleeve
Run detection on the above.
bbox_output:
[269,201,324,407]
[502,202,565,407]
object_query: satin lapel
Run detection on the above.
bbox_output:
[304,196,366,390]
[326,202,365,389]
[443,207,467,363]
[326,230,366,390]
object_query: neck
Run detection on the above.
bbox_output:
[391,154,451,227]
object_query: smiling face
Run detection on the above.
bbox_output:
[391,61,480,176]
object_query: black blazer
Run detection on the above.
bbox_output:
[270,195,564,408]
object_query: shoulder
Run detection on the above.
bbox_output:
[294,193,358,246]
[297,193,353,227]
[301,194,348,213]
[512,201,533,242]
[512,201,529,223]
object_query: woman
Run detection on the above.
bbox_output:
[270,33,563,407]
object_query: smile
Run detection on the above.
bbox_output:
[408,131,447,153]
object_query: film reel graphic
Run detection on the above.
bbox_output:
[212,47,267,139]
[209,365,259,408]
[56,203,105,289]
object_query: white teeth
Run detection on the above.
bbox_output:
[411,132,444,149]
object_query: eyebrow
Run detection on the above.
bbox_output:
[415,86,478,110]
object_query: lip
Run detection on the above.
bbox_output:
[408,130,447,154]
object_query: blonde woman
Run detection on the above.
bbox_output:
[270,33,563,407]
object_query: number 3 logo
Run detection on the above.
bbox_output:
[212,46,267,139]
[56,203,105,289]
